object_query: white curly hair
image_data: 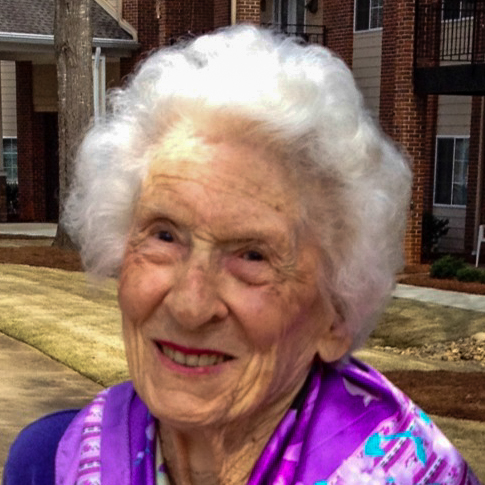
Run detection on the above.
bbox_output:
[64,24,411,350]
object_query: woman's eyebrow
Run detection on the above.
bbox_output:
[215,228,291,251]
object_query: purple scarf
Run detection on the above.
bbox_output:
[55,358,481,484]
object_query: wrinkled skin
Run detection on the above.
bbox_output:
[118,121,351,484]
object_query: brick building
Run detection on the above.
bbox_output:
[1,0,484,266]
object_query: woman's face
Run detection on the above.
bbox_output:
[118,126,347,428]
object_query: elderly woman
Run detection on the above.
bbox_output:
[4,26,480,485]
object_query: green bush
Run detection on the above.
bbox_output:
[422,212,449,260]
[6,182,18,217]
[456,267,485,283]
[430,255,466,279]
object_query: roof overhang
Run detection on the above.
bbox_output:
[0,32,139,61]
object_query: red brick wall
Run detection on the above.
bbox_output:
[323,0,354,68]
[379,0,397,137]
[16,62,47,222]
[236,0,260,24]
[121,0,160,78]
[122,0,138,29]
[121,0,231,78]
[423,94,438,216]
[380,0,430,265]
[465,96,484,256]
[214,0,231,29]
[162,0,216,44]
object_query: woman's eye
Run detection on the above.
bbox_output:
[156,230,174,242]
[242,250,265,262]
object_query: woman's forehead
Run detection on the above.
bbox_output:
[143,127,299,210]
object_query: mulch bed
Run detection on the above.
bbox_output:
[399,263,485,295]
[0,245,83,272]
[1,242,484,421]
[384,370,485,422]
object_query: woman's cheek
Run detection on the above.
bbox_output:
[118,257,172,323]
[232,284,289,350]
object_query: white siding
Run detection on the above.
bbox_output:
[260,0,273,24]
[33,65,57,113]
[433,96,471,252]
[1,61,17,138]
[352,31,382,118]
[433,206,466,253]
[305,0,324,25]
[436,95,472,136]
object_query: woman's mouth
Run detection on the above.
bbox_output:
[156,342,233,367]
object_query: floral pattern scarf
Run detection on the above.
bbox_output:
[55,358,481,485]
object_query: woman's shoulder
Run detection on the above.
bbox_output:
[307,358,481,483]
[3,409,80,485]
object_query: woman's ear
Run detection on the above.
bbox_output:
[316,315,352,363]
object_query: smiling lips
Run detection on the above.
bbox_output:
[156,341,233,367]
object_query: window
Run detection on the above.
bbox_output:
[443,0,475,20]
[3,138,17,184]
[273,0,305,29]
[434,137,469,206]
[355,0,383,31]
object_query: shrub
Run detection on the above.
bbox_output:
[422,212,449,260]
[6,182,19,217]
[430,255,466,279]
[456,267,485,283]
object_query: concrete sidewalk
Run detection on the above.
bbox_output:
[0,333,102,482]
[394,283,485,313]
[0,223,57,238]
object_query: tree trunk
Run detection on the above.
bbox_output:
[53,0,93,248]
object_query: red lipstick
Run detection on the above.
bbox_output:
[155,340,230,357]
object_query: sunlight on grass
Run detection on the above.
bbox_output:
[370,297,485,348]
[1,263,484,480]
[2,264,485,386]
[0,264,128,386]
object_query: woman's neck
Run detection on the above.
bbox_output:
[158,392,296,485]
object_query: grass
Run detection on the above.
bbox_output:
[0,264,128,386]
[369,297,485,348]
[1,262,485,479]
[1,263,484,386]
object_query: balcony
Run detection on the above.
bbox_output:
[261,23,328,46]
[415,1,485,95]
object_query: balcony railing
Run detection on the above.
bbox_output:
[416,1,485,67]
[261,23,328,46]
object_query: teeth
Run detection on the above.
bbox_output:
[186,354,199,367]
[173,350,186,365]
[160,345,227,367]
[198,354,211,366]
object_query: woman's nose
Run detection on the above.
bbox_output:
[164,262,228,330]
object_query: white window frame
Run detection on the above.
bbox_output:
[433,135,469,208]
[354,0,383,32]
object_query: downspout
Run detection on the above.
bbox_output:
[474,97,485,252]
[93,47,101,123]
[231,0,237,25]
